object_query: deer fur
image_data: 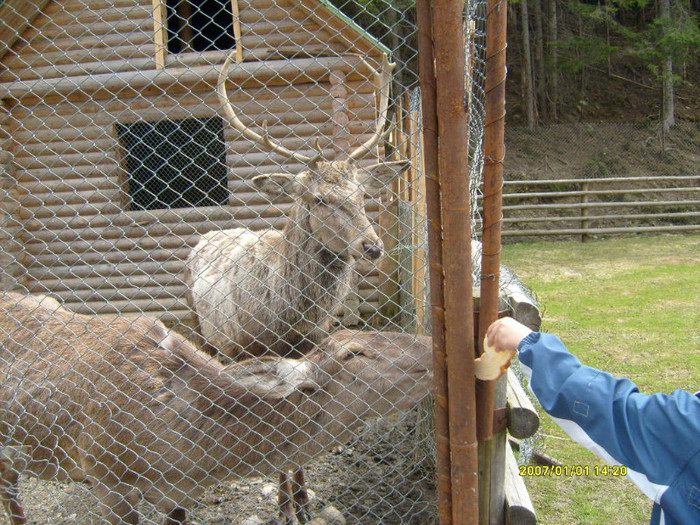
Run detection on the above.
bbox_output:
[0,293,431,525]
[186,49,409,359]
[186,158,410,358]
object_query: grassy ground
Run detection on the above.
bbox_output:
[501,234,700,525]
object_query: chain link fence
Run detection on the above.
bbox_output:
[0,1,539,524]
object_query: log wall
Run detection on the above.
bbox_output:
[0,0,343,81]
[0,0,388,322]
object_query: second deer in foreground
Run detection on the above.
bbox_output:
[186,51,410,358]
[0,293,432,525]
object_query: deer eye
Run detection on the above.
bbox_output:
[314,196,328,206]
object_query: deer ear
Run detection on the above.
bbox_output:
[357,160,411,190]
[252,173,304,197]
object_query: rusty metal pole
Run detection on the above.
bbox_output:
[477,0,508,445]
[434,2,479,525]
[416,2,452,523]
[477,0,508,522]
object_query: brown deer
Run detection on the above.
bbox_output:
[186,50,410,359]
[0,293,432,525]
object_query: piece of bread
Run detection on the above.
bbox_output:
[475,336,516,381]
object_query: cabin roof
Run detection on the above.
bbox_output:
[313,0,389,56]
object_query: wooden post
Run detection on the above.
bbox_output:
[329,69,351,156]
[230,0,244,63]
[408,93,428,335]
[152,0,167,69]
[581,181,590,242]
[416,2,452,523]
[0,100,24,292]
[396,94,418,329]
[434,2,478,524]
[0,148,20,292]
[377,137,401,326]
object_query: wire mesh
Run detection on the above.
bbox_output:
[0,1,534,524]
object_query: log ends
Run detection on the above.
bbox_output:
[506,368,540,440]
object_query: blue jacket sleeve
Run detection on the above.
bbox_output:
[517,332,700,525]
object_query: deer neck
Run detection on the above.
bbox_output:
[160,357,301,478]
[282,214,352,285]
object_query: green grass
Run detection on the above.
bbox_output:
[501,234,700,525]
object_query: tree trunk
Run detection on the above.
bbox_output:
[533,0,547,120]
[605,0,612,74]
[659,0,675,131]
[577,13,586,113]
[520,0,536,127]
[547,0,558,121]
[662,56,675,131]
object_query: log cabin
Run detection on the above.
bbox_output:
[0,0,395,325]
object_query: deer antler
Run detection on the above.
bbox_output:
[348,54,395,162]
[217,49,321,165]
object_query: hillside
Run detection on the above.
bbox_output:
[505,120,700,181]
[504,45,699,181]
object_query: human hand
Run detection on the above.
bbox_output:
[486,317,533,354]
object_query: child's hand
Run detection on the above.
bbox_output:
[476,317,531,381]
[486,317,533,354]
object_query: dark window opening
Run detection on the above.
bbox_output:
[166,0,236,53]
[117,117,229,211]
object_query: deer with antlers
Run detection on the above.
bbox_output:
[186,50,409,359]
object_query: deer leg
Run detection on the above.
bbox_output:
[291,468,311,524]
[0,459,27,525]
[92,481,140,525]
[278,471,297,525]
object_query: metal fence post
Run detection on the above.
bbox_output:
[416,2,452,523]
[478,0,509,520]
[434,2,479,524]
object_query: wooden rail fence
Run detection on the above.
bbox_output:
[486,175,700,240]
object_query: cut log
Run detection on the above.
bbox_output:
[504,443,537,525]
[0,56,375,101]
[506,369,540,439]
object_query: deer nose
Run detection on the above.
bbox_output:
[363,241,383,260]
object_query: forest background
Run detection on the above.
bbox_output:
[330,0,700,180]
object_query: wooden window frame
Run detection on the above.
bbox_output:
[152,0,242,68]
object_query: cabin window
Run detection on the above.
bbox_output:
[166,0,236,53]
[117,117,229,211]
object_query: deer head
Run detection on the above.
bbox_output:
[217,51,410,262]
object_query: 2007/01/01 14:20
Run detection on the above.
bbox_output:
[519,464,628,477]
